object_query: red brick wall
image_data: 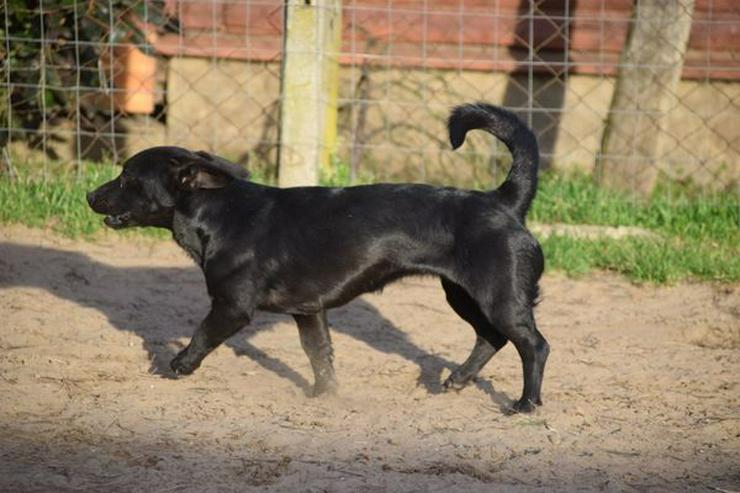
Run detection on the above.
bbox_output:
[155,0,740,80]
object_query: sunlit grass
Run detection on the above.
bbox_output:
[0,163,737,283]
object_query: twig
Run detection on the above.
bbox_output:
[603,449,641,457]
[708,486,740,493]
[1,147,17,180]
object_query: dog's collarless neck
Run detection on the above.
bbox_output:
[172,212,206,268]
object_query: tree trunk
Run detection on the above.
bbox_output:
[596,0,695,196]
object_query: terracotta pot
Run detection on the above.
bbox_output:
[110,44,157,114]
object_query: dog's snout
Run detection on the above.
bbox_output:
[86,191,97,208]
[86,190,106,211]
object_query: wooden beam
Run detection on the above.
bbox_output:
[278,0,341,187]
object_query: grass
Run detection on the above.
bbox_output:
[0,164,117,237]
[0,163,169,239]
[530,172,739,283]
[0,163,737,283]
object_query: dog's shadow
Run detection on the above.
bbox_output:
[0,241,512,410]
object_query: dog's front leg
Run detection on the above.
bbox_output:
[294,312,338,396]
[171,300,252,376]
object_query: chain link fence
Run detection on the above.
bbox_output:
[2,0,739,193]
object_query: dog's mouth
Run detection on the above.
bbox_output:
[103,212,136,229]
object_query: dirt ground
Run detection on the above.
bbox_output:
[0,225,738,492]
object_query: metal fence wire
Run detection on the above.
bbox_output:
[1,0,739,193]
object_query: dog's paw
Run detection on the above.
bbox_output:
[312,378,339,397]
[509,398,541,414]
[442,373,473,392]
[170,353,199,376]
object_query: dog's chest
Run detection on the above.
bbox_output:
[172,214,206,266]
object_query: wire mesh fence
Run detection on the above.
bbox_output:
[2,0,739,194]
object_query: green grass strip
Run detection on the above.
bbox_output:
[0,164,737,283]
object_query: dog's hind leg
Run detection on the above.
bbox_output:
[480,300,549,413]
[294,311,338,396]
[441,278,508,391]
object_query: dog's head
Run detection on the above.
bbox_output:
[87,146,250,230]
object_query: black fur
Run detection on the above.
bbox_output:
[87,102,549,413]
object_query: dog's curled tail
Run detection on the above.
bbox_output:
[448,103,539,221]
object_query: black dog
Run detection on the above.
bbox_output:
[87,103,549,413]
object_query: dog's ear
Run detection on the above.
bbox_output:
[173,151,250,190]
[176,163,231,190]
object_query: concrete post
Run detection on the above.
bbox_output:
[278,0,342,187]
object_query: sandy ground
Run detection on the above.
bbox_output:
[0,225,738,492]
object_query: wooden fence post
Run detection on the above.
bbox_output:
[278,0,342,187]
[596,0,695,196]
